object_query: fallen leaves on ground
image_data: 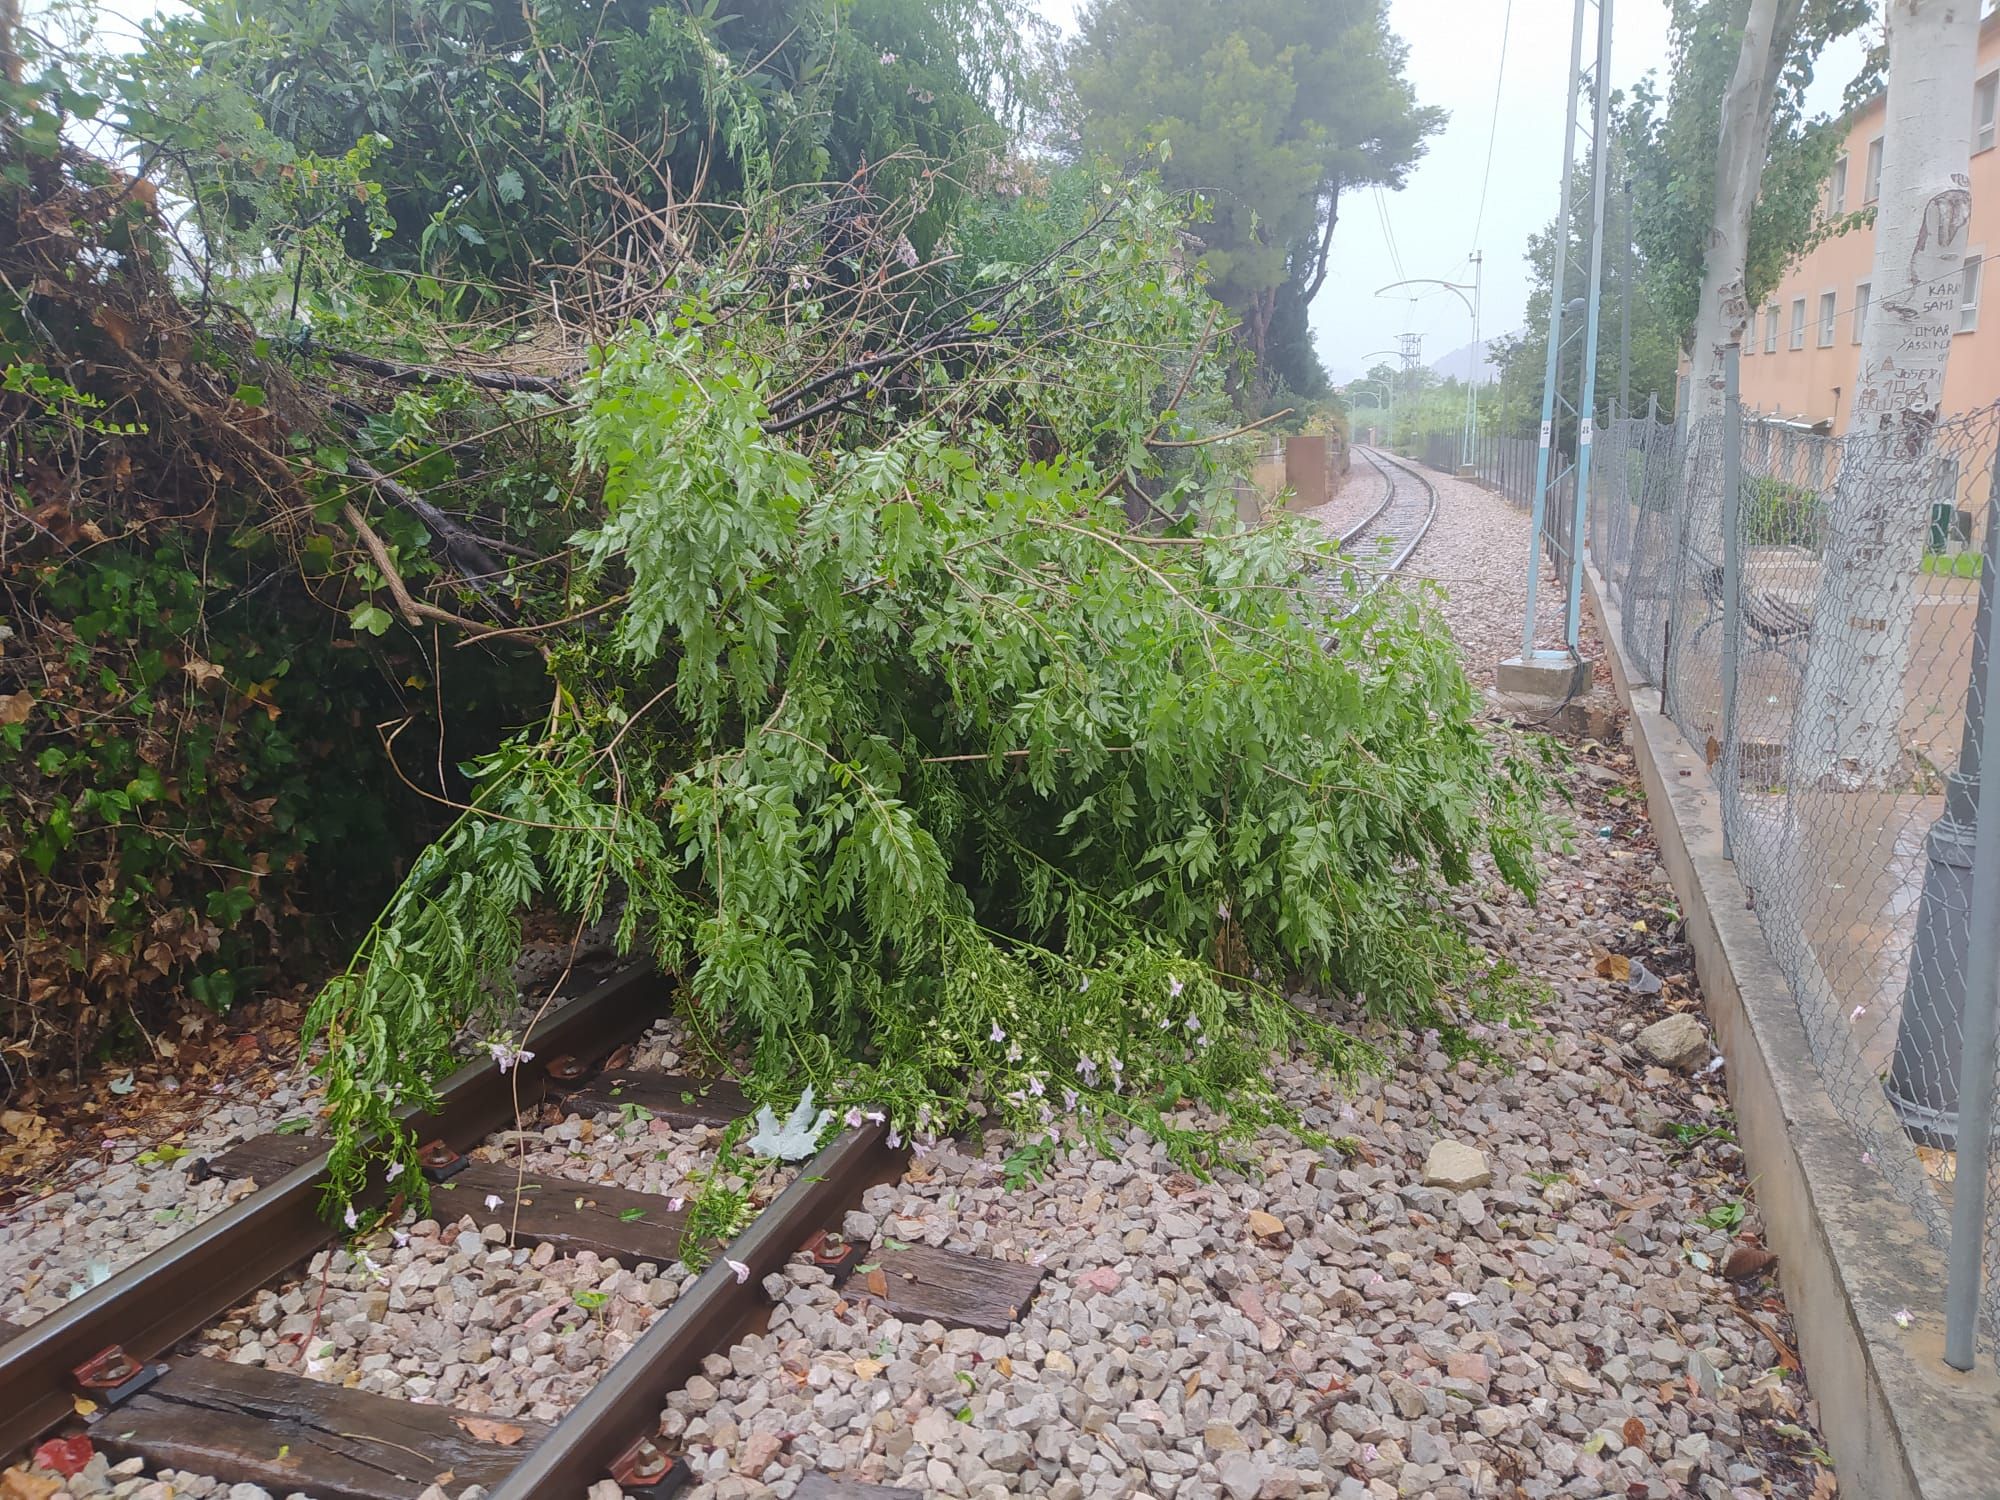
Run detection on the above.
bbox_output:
[453,1417,526,1446]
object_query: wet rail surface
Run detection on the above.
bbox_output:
[0,963,1039,1499]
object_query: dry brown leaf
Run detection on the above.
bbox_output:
[864,1268,889,1298]
[1184,1371,1202,1399]
[851,1358,883,1381]
[996,1355,1013,1377]
[1722,1244,1778,1280]
[1809,1466,1838,1499]
[1593,952,1631,982]
[0,1466,62,1500]
[0,692,34,727]
[183,658,226,687]
[454,1417,526,1447]
[1621,1415,1646,1448]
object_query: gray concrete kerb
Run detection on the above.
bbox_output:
[1580,558,2000,1500]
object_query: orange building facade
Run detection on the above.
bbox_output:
[1737,9,2000,432]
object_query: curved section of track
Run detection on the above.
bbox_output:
[1340,445,1440,589]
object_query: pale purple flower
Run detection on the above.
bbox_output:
[990,1020,1006,1043]
[484,1193,504,1212]
[1107,1055,1122,1075]
[845,1107,865,1128]
[1006,1040,1023,1062]
[1218,900,1230,919]
[1184,1013,1200,1033]
[1045,1126,1061,1145]
[1861,1151,1876,1166]
[385,1160,404,1182]
[343,1205,359,1230]
[486,1040,534,1074]
[865,1109,886,1124]
[1027,1074,1046,1097]
[1076,1055,1098,1085]
[1893,1307,1913,1329]
[727,1258,752,1283]
[669,1196,686,1211]
[1361,1444,1378,1464]
[912,1139,933,1159]
[1038,1102,1054,1125]
[887,1128,903,1148]
[392,1228,410,1248]
[1063,1087,1079,1111]
[879,49,898,63]
[1168,975,1184,998]
[1850,1004,1867,1021]
[1157,1017,1171,1030]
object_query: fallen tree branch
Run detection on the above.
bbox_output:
[327,348,581,396]
[347,457,513,619]
[340,502,487,634]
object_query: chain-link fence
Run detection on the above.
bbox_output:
[1470,433,1538,510]
[1589,372,2000,1363]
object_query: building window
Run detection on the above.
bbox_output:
[1829,155,1848,215]
[1790,296,1806,350]
[1864,136,1884,204]
[1977,71,1999,155]
[1818,291,1837,347]
[1854,281,1870,344]
[1963,255,1984,334]
[1765,305,1779,354]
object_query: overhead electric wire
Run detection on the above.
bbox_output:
[1470,0,1514,253]
[1372,184,1408,286]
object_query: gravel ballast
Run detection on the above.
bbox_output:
[643,466,1835,1500]
[4,470,1837,1500]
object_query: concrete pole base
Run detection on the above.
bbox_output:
[1496,652,1595,704]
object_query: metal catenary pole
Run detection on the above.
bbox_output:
[1519,0,1592,659]
[1619,175,1633,419]
[1718,344,1742,860]
[1560,0,1618,649]
[1887,458,2000,1149]
[1943,499,2000,1372]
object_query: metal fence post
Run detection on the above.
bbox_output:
[1944,520,2000,1370]
[1719,346,1743,860]
[1888,458,2000,1149]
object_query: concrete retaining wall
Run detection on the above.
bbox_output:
[1580,558,2000,1500]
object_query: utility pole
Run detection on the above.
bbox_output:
[1466,251,1483,471]
[1377,266,1483,471]
[1397,332,1422,452]
[1501,0,1614,703]
[1619,176,1632,419]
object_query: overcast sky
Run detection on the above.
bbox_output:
[1034,0,1873,384]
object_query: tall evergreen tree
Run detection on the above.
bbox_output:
[1067,0,1440,402]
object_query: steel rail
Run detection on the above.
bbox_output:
[1336,445,1404,549]
[1334,446,1441,596]
[488,1124,906,1498]
[0,963,669,1459]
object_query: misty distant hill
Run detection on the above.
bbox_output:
[1427,336,1505,384]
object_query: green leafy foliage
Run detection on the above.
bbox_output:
[1068,0,1440,398]
[1617,0,1872,346]
[117,0,1043,296]
[307,186,1550,1205]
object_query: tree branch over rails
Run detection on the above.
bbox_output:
[325,348,583,396]
[1147,410,1290,450]
[340,503,488,635]
[346,458,514,620]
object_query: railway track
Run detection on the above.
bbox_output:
[0,965,1039,1499]
[1336,445,1440,587]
